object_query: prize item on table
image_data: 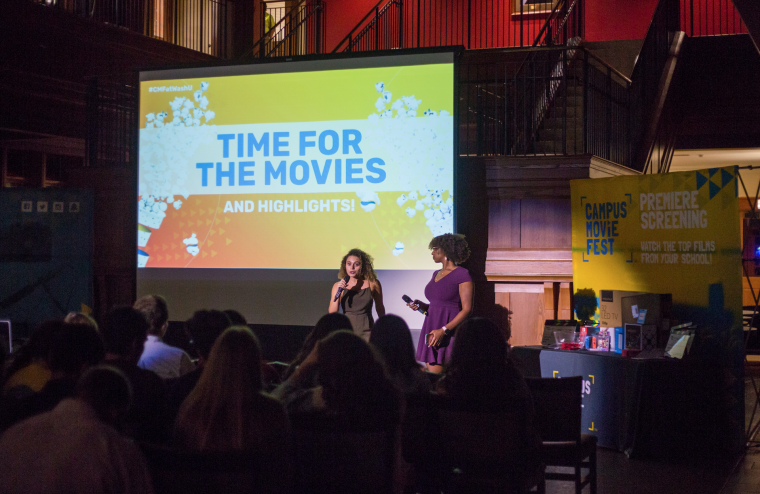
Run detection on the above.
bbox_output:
[665,323,697,358]
[597,328,610,351]
[554,330,581,350]
[622,323,643,357]
[598,290,645,328]
[613,327,625,354]
[541,320,578,346]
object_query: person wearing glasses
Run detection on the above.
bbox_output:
[329,248,385,342]
[407,234,473,373]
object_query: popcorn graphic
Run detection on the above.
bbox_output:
[200,81,209,91]
[173,200,183,210]
[137,224,152,247]
[393,242,405,256]
[362,81,454,237]
[137,249,149,268]
[183,233,200,256]
[356,189,380,212]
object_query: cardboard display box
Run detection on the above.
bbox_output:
[598,290,645,327]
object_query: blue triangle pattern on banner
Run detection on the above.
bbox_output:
[710,180,721,199]
[709,168,719,178]
[696,171,708,190]
[721,168,733,188]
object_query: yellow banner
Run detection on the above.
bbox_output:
[572,167,741,313]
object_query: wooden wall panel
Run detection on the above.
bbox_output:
[488,199,521,249]
[559,282,573,319]
[519,197,572,249]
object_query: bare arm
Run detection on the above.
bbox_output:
[372,280,386,318]
[427,281,473,347]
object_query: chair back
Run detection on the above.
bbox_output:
[138,442,285,494]
[525,376,583,443]
[291,411,396,493]
[434,395,522,469]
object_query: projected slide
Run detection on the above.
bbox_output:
[138,55,454,270]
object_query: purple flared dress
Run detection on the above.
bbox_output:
[415,267,472,365]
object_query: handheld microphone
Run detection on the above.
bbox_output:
[334,275,350,302]
[402,294,427,315]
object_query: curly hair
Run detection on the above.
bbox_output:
[337,248,377,281]
[428,233,471,265]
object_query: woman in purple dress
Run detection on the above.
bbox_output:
[407,234,473,373]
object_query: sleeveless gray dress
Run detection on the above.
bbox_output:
[340,286,374,341]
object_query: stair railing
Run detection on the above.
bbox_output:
[249,0,326,59]
[629,0,682,173]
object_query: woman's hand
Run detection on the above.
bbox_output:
[337,278,349,291]
[427,328,446,347]
[407,300,429,312]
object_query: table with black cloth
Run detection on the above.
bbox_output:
[511,346,723,459]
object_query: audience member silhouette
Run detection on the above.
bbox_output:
[102,306,169,442]
[0,366,154,494]
[64,312,99,330]
[173,326,291,455]
[435,317,540,468]
[166,309,231,422]
[2,320,61,400]
[275,330,400,428]
[370,315,432,395]
[135,295,195,379]
[2,323,105,430]
[281,312,352,381]
[223,309,248,326]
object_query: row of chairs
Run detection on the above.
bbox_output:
[139,376,596,494]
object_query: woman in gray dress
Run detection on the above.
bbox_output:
[328,248,385,341]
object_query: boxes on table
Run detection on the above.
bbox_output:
[621,293,673,348]
[598,290,645,328]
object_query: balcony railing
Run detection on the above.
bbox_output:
[680,0,747,37]
[333,0,584,54]
[251,0,326,58]
[31,0,231,58]
[458,47,632,168]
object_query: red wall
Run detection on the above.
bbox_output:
[324,0,744,53]
[325,0,658,53]
[584,0,658,41]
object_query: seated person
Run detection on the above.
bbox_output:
[280,312,352,381]
[223,309,247,326]
[370,315,432,396]
[2,323,104,430]
[273,330,400,428]
[64,312,99,330]
[102,306,169,442]
[0,366,153,494]
[2,320,61,400]
[165,310,231,422]
[134,295,194,379]
[173,326,290,454]
[436,317,540,469]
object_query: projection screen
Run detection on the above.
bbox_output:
[137,51,456,327]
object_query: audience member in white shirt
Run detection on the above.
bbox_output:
[134,295,195,379]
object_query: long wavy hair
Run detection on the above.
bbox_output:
[174,326,264,451]
[369,315,420,383]
[282,313,352,380]
[438,317,520,409]
[317,331,400,425]
[337,248,377,281]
